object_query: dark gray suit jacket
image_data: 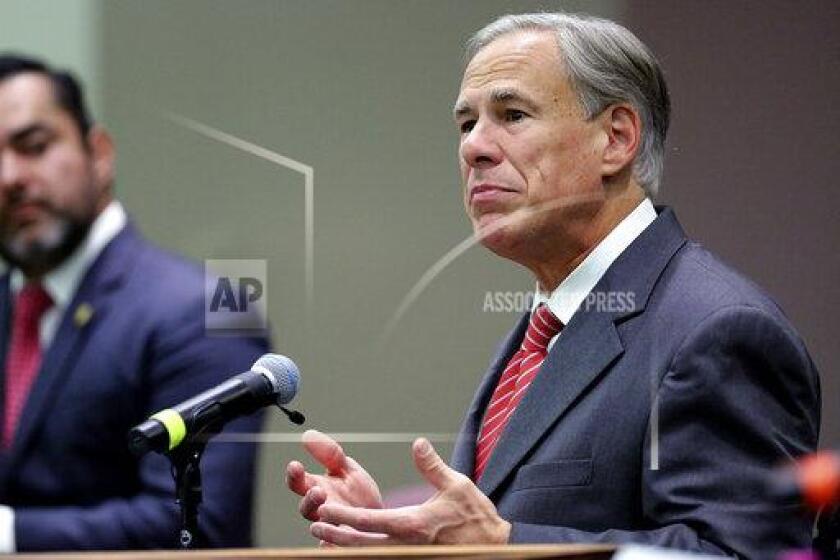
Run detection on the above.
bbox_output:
[451,208,820,559]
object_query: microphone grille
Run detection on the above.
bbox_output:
[252,353,300,405]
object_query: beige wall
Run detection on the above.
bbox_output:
[0,0,102,117]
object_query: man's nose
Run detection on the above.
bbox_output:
[0,151,29,193]
[460,121,504,170]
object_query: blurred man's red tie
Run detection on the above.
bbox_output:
[3,283,53,448]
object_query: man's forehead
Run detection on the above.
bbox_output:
[0,73,63,131]
[456,31,565,106]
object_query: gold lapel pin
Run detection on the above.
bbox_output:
[74,303,94,328]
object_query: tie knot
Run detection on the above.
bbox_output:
[522,304,563,353]
[16,282,53,319]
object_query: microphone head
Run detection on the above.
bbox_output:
[252,353,300,405]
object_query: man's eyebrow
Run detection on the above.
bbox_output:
[453,100,472,120]
[489,87,537,109]
[452,88,539,120]
[9,123,51,144]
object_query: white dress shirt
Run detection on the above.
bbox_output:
[0,200,127,552]
[532,198,658,350]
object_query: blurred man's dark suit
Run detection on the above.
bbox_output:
[451,208,820,559]
[0,222,268,550]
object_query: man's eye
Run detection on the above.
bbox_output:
[505,109,527,123]
[460,120,476,134]
[18,140,49,156]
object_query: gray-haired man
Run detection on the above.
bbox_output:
[286,13,820,558]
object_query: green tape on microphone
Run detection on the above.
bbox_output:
[151,409,187,451]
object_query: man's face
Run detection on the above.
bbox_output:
[454,31,607,262]
[0,73,110,276]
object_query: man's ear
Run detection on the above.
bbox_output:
[86,125,116,196]
[599,104,641,179]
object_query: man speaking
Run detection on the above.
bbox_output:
[285,13,821,558]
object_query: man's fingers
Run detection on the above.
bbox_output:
[412,438,458,490]
[286,461,313,496]
[299,486,327,521]
[344,456,367,475]
[317,504,416,538]
[302,430,347,475]
[310,521,391,547]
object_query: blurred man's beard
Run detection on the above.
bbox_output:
[0,215,92,278]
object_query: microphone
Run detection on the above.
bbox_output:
[769,451,840,511]
[128,353,300,456]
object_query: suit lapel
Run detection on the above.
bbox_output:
[477,307,623,497]
[10,226,141,462]
[450,313,529,476]
[474,207,689,497]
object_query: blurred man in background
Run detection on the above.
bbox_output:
[286,13,820,558]
[0,54,268,551]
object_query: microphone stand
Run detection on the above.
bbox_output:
[162,405,304,549]
[167,421,222,550]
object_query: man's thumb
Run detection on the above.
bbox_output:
[412,438,456,489]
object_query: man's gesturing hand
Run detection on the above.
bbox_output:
[285,430,383,522]
[310,438,511,546]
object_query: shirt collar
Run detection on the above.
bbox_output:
[532,198,657,324]
[10,200,127,308]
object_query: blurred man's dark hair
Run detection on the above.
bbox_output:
[0,53,93,139]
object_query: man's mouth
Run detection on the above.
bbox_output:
[468,184,517,206]
[7,202,48,226]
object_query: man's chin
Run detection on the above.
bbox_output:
[0,220,90,276]
[473,220,525,262]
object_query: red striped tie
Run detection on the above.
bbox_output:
[3,282,53,448]
[473,304,562,481]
